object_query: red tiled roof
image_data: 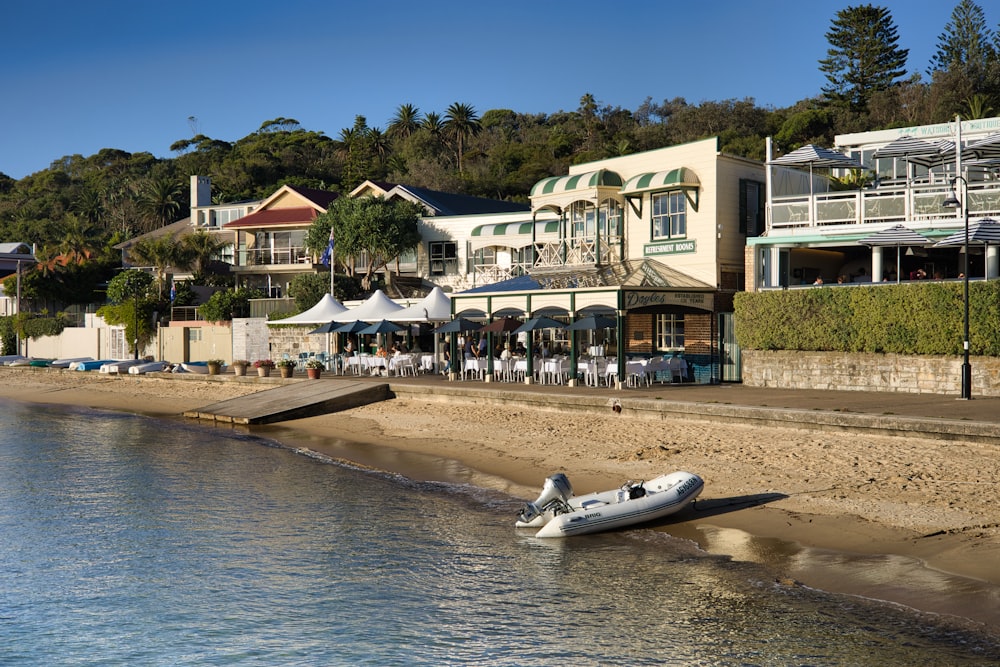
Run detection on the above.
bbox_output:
[223,207,319,229]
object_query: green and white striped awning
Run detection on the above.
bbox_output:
[621,167,700,195]
[471,220,559,237]
[530,169,624,197]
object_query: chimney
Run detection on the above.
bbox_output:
[191,175,212,209]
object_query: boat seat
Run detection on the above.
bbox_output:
[579,499,605,509]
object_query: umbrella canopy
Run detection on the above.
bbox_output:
[871,135,942,162]
[307,321,342,335]
[480,317,522,334]
[858,224,932,247]
[933,218,1000,246]
[332,320,372,334]
[269,293,348,325]
[393,287,453,322]
[432,318,483,334]
[333,290,404,323]
[358,319,406,336]
[514,317,566,334]
[566,314,618,331]
[859,225,933,284]
[768,144,865,170]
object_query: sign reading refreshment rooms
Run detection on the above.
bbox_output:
[644,240,696,256]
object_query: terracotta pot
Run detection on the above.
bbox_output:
[279,366,294,378]
[307,368,322,380]
[257,367,271,377]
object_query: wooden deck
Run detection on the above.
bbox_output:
[183,379,390,425]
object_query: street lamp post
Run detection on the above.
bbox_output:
[943,176,972,399]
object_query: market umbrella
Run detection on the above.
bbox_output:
[332,320,372,334]
[432,318,483,334]
[307,320,342,335]
[934,219,1000,278]
[769,145,865,222]
[480,317,522,334]
[514,317,566,334]
[565,314,618,331]
[358,320,406,336]
[872,135,948,167]
[859,224,933,283]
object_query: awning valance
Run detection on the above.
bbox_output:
[530,169,623,197]
[471,220,559,237]
[621,167,700,195]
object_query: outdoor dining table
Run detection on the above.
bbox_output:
[462,357,488,380]
[539,357,569,385]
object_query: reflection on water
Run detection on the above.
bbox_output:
[697,525,1000,627]
[1,401,999,665]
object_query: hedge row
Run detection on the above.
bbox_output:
[733,281,1000,356]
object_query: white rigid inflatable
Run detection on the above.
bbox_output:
[516,471,704,538]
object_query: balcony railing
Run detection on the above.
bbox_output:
[769,180,1000,229]
[239,246,312,266]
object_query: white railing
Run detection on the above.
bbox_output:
[769,180,1000,229]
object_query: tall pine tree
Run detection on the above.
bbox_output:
[819,4,909,111]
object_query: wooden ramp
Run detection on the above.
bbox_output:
[184,380,390,425]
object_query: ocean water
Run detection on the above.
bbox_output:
[1,401,999,666]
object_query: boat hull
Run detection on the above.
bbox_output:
[522,471,704,538]
[128,361,167,375]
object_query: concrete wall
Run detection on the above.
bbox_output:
[743,349,1000,397]
[27,328,104,360]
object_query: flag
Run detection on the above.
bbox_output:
[169,280,176,302]
[320,226,335,267]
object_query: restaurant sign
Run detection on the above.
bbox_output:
[644,239,696,256]
[624,290,713,312]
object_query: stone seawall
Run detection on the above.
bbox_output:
[742,350,1000,397]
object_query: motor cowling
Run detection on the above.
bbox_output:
[517,473,574,523]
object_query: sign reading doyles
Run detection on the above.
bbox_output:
[644,239,696,256]
[624,290,713,312]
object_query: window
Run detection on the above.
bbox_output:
[429,241,458,276]
[739,179,765,237]
[655,314,684,350]
[601,200,623,238]
[651,192,686,239]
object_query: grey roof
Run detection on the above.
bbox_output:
[385,182,529,216]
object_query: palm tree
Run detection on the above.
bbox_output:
[128,235,184,300]
[444,102,481,173]
[422,112,445,139]
[138,177,184,231]
[388,103,422,139]
[59,214,101,264]
[181,231,227,277]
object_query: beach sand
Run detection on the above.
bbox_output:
[4,368,999,627]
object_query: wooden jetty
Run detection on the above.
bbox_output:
[184,379,390,425]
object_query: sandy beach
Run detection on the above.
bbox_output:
[4,367,999,628]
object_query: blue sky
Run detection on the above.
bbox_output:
[1,0,990,180]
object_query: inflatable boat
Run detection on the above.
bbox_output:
[516,471,703,538]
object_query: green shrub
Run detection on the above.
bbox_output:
[734,281,1000,356]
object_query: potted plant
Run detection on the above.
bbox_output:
[305,358,325,379]
[231,359,249,377]
[253,359,275,377]
[206,359,225,376]
[276,358,297,378]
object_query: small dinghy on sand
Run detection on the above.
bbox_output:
[516,471,703,538]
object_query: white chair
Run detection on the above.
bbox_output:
[395,354,417,377]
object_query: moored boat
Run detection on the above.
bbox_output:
[128,361,168,375]
[179,361,209,374]
[50,357,94,369]
[99,359,146,374]
[72,359,118,371]
[515,471,704,538]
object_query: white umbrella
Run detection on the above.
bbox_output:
[933,218,1000,278]
[769,145,866,223]
[859,224,933,283]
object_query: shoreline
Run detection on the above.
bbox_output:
[4,368,999,629]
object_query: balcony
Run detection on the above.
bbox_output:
[234,246,313,270]
[769,179,1000,229]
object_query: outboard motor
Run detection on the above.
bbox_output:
[517,473,574,524]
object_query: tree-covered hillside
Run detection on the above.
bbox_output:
[1,2,998,303]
